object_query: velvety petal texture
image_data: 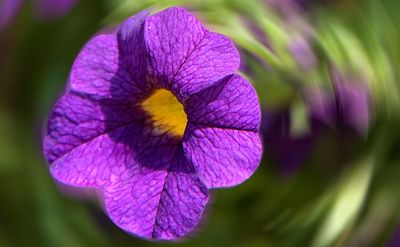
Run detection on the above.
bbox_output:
[69,34,145,100]
[50,124,140,187]
[104,150,208,239]
[44,92,141,164]
[183,124,262,188]
[145,7,240,98]
[44,7,262,241]
[185,74,260,131]
[118,10,151,93]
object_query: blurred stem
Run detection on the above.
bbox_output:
[213,24,282,68]
[312,156,374,247]
[205,7,283,68]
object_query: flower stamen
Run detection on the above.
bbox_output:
[141,89,188,137]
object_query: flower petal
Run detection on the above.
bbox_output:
[49,124,140,187]
[117,10,151,92]
[69,34,145,100]
[44,92,141,165]
[144,7,239,97]
[185,74,261,131]
[46,94,209,239]
[183,123,262,188]
[105,149,208,240]
[152,152,208,239]
[47,102,183,187]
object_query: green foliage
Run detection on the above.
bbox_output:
[1,0,400,246]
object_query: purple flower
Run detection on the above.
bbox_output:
[261,109,316,175]
[262,67,371,175]
[288,34,316,71]
[265,0,305,18]
[43,7,262,240]
[0,0,76,28]
[35,0,77,20]
[387,225,400,247]
[0,0,23,29]
[306,67,371,136]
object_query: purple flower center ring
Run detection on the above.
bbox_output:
[43,7,262,240]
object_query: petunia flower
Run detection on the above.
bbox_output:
[43,7,262,240]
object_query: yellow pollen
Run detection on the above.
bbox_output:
[141,89,188,137]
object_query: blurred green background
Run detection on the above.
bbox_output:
[1,0,400,246]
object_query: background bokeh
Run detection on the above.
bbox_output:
[1,0,400,246]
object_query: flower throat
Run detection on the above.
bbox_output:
[141,89,188,137]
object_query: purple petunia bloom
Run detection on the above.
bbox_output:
[43,7,262,240]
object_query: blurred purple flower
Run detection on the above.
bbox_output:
[306,67,371,136]
[0,0,76,28]
[288,34,316,71]
[261,109,316,175]
[242,0,316,72]
[0,0,23,29]
[262,67,371,175]
[43,7,262,240]
[265,0,306,18]
[387,225,400,247]
[272,0,317,71]
[35,0,77,20]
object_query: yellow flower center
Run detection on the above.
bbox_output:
[141,89,188,137]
